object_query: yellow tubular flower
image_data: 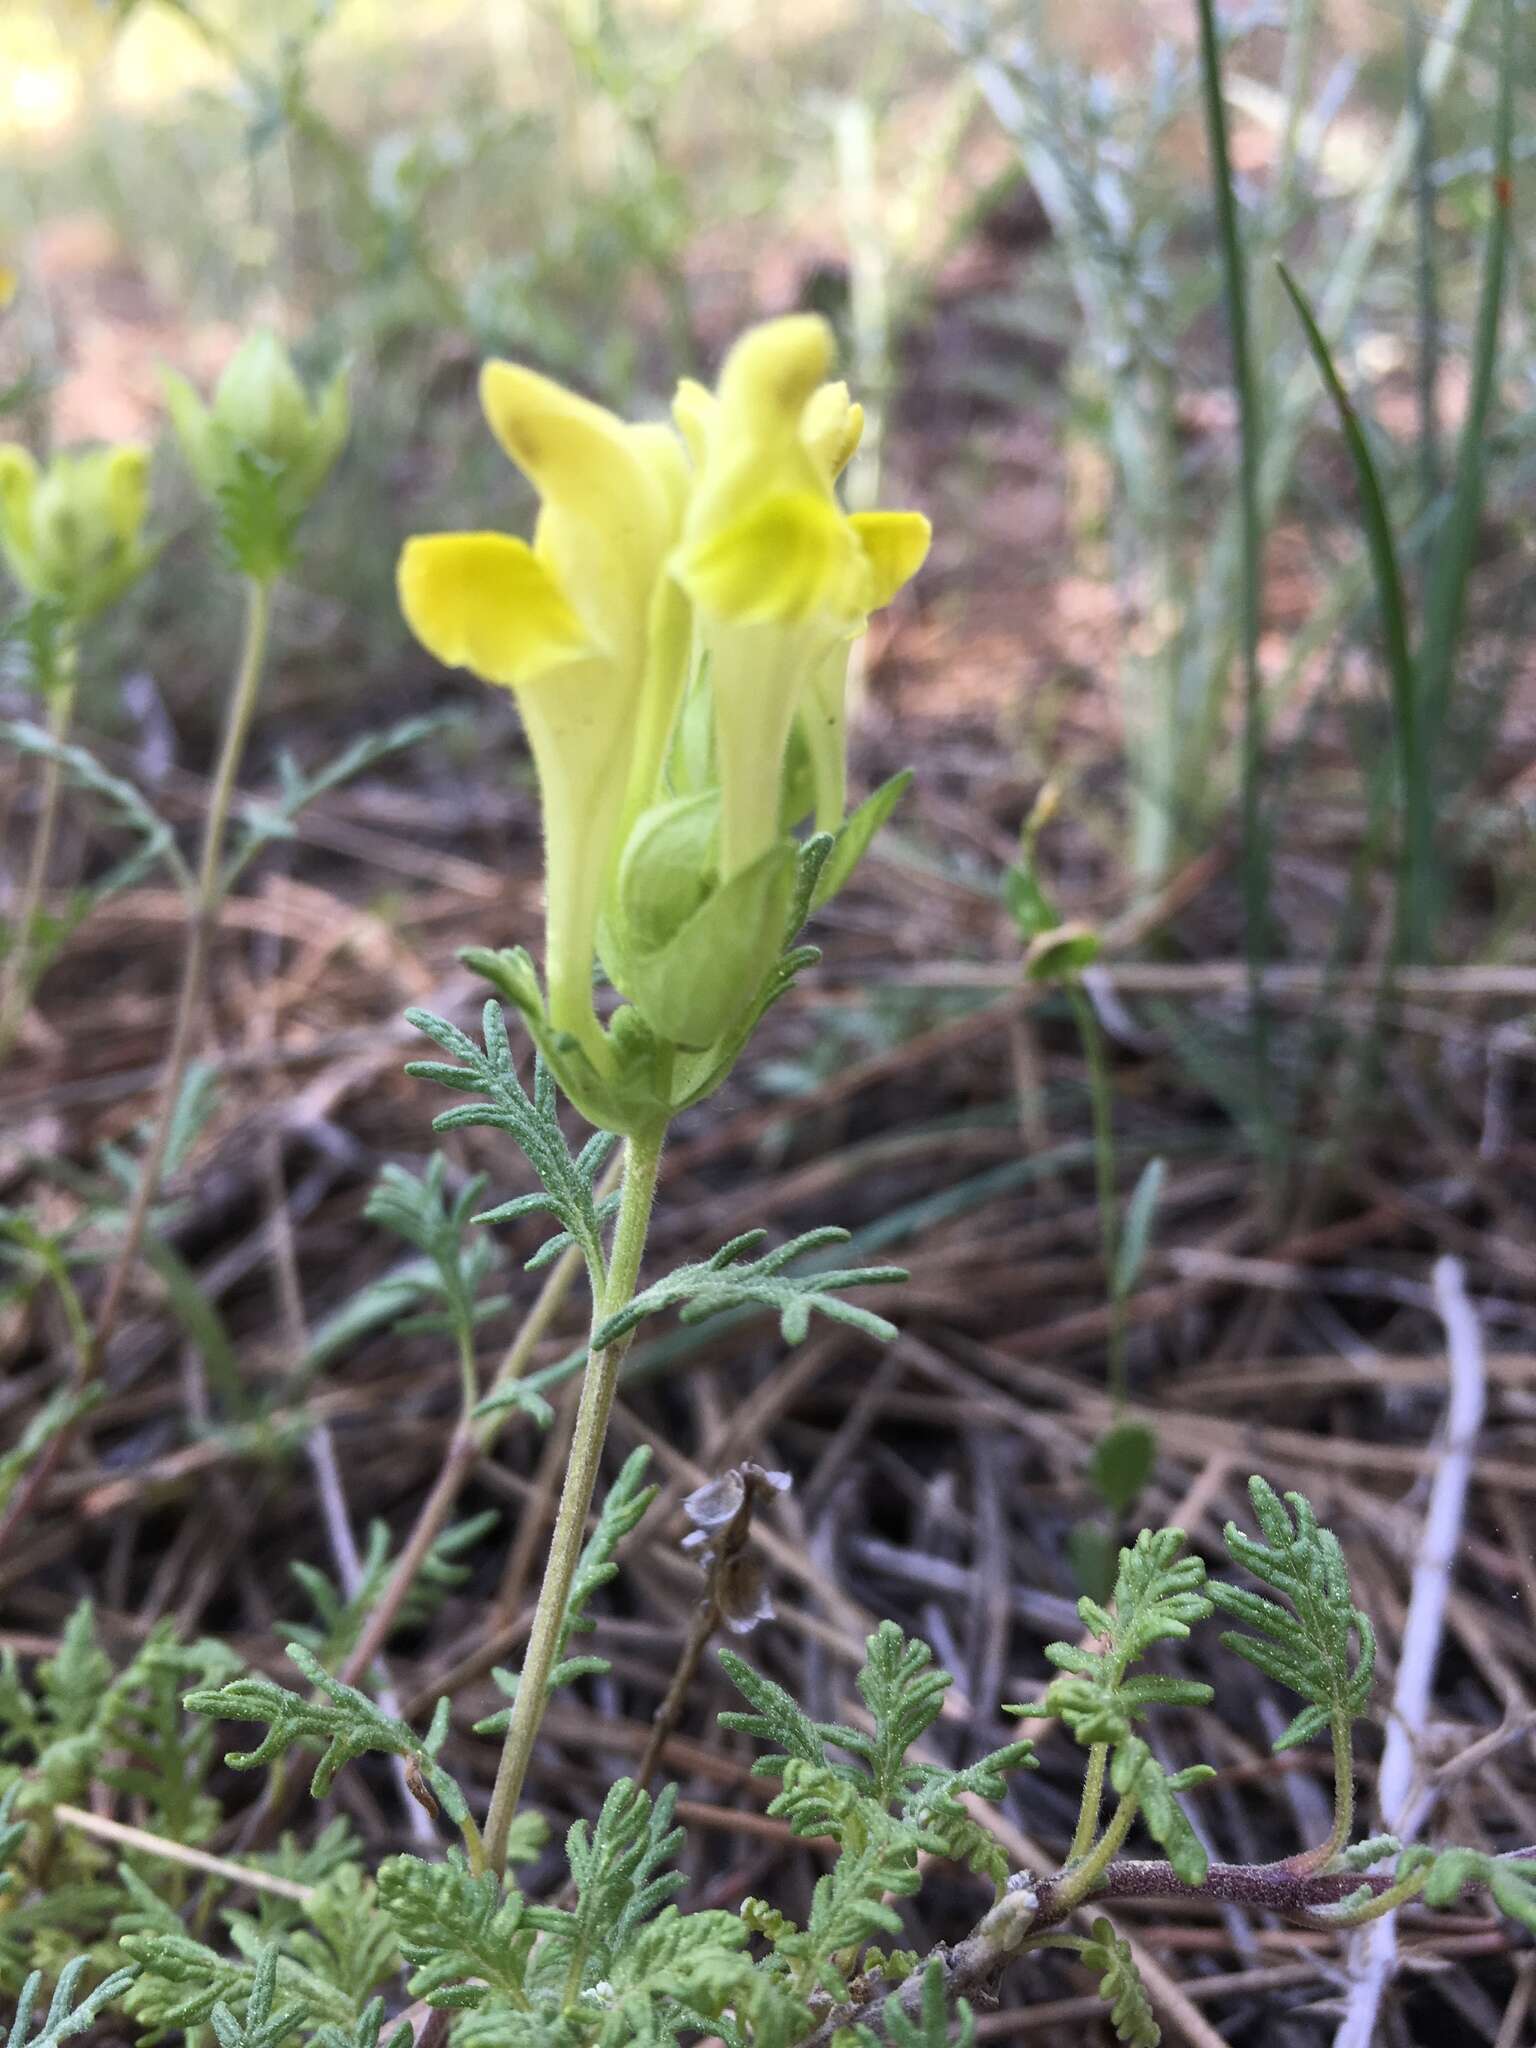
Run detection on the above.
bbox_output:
[397,365,687,1061]
[671,315,931,878]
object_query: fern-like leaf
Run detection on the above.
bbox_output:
[1400,1845,1536,1933]
[283,1510,500,1669]
[216,450,297,580]
[361,1155,506,1353]
[843,1623,953,1805]
[376,1851,532,2009]
[184,1644,466,1822]
[1007,1527,1213,1746]
[1208,1477,1375,1750]
[561,1779,688,1986]
[717,1649,834,1776]
[118,1930,351,2036]
[306,1997,414,2048]
[207,1946,306,2048]
[406,1003,616,1278]
[1080,1918,1159,2047]
[590,1226,905,1350]
[6,1961,139,2048]
[1107,1739,1214,1887]
[224,715,444,893]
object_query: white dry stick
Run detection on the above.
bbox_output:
[1334,1254,1487,2048]
[52,1803,316,1902]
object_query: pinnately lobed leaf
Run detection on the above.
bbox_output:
[1208,1476,1376,1750]
[1007,1526,1213,1746]
[590,1226,906,1351]
[184,1644,467,1823]
[7,1961,140,2048]
[1081,1919,1159,2047]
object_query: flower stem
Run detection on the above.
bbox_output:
[482,1124,665,1872]
[91,574,275,1360]
[1067,1742,1109,1866]
[1055,1789,1141,1913]
[0,663,77,1065]
[333,1168,616,1698]
[1067,981,1126,1410]
[1287,1712,1356,1877]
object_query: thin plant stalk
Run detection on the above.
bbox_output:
[1068,1741,1110,1866]
[0,657,77,1064]
[335,1150,622,1693]
[91,574,275,1357]
[483,1125,665,1873]
[1066,982,1126,1412]
[1195,0,1273,1155]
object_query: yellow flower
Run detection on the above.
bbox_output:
[0,441,150,620]
[670,315,930,878]
[398,364,688,1059]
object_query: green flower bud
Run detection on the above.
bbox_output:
[0,441,151,621]
[162,332,349,570]
[214,331,314,467]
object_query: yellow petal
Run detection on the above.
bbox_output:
[397,532,591,688]
[678,489,862,626]
[802,381,863,482]
[671,377,717,465]
[849,509,931,610]
[480,361,666,544]
[715,315,834,439]
[625,420,691,529]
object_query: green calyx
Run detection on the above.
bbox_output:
[463,769,910,1139]
[163,331,349,573]
[602,791,797,1052]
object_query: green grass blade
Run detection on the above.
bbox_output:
[1405,0,1444,504]
[1195,0,1273,1157]
[1277,261,1430,959]
[1416,0,1513,757]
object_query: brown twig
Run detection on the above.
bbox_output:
[635,1464,784,1790]
[800,1861,1406,2045]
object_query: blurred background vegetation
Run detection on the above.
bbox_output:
[3,0,1531,890]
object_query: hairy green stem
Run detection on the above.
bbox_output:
[1325,1713,1356,1867]
[1289,1713,1356,1876]
[91,574,275,1360]
[335,1187,612,1697]
[1056,1789,1141,1911]
[456,1325,480,1417]
[0,664,77,1065]
[1068,1742,1109,1866]
[482,1125,665,1872]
